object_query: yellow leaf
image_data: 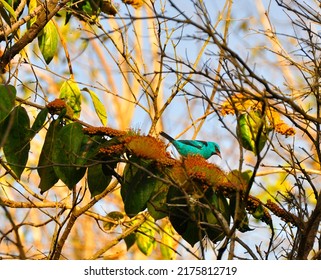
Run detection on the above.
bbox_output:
[136,218,156,256]
[59,79,81,119]
[83,88,107,126]
[160,223,176,260]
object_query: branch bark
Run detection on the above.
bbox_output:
[0,0,69,72]
[297,192,321,259]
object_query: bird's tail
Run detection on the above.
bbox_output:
[160,131,175,142]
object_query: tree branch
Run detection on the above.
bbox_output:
[0,0,69,72]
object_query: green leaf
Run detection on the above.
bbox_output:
[0,0,16,20]
[38,20,59,64]
[52,122,87,189]
[167,187,230,246]
[229,194,252,232]
[74,135,104,167]
[28,0,38,27]
[0,84,16,123]
[75,134,115,196]
[204,191,230,242]
[82,88,107,126]
[121,158,157,217]
[136,218,156,256]
[59,79,82,118]
[237,111,270,155]
[3,106,30,179]
[38,119,63,194]
[167,186,202,246]
[241,169,253,183]
[6,0,20,10]
[252,204,265,220]
[87,163,113,197]
[81,0,96,15]
[103,211,124,231]
[147,180,169,220]
[124,233,136,251]
[29,107,48,138]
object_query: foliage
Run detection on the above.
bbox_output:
[1,0,321,260]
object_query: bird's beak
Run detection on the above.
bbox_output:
[216,150,222,159]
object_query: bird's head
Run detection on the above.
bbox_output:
[211,142,221,158]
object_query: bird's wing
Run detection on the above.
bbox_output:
[178,140,207,149]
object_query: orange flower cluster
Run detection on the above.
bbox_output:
[99,144,125,156]
[182,155,226,188]
[125,135,175,165]
[265,199,300,227]
[83,126,127,137]
[165,156,250,197]
[46,98,67,114]
[122,0,144,9]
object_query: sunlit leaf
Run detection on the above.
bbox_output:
[0,0,16,21]
[160,223,176,260]
[6,0,20,9]
[38,20,59,64]
[82,88,107,126]
[27,0,38,28]
[59,79,82,118]
[136,218,156,256]
[237,110,270,155]
[122,0,144,9]
[81,0,95,15]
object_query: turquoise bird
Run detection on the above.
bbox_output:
[160,131,221,159]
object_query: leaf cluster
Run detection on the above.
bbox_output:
[0,85,274,253]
